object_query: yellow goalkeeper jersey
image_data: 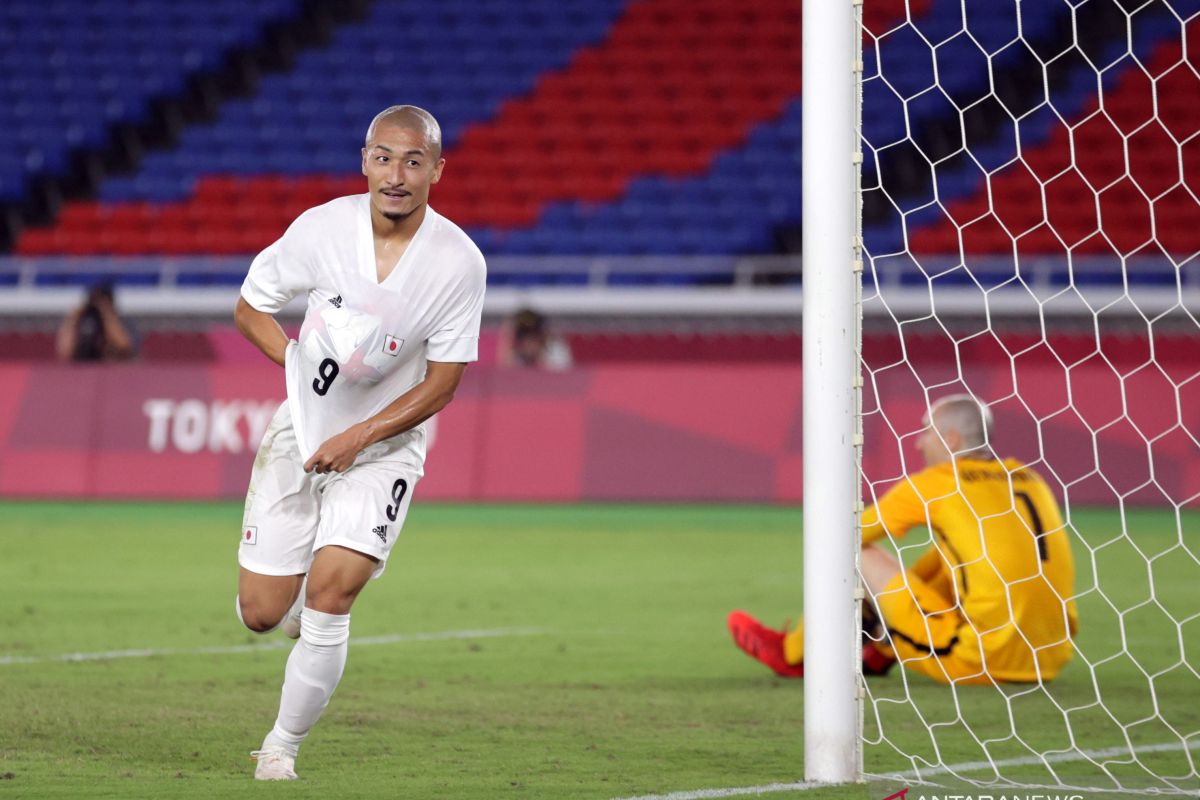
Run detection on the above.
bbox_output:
[863,457,1078,681]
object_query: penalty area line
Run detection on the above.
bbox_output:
[612,741,1200,800]
[0,627,547,666]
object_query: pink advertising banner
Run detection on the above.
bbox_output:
[0,360,1195,505]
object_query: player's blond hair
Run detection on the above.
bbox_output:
[929,393,994,452]
[364,105,443,157]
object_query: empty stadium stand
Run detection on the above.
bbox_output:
[0,0,1195,283]
[864,0,1196,254]
[15,0,808,259]
[0,0,300,204]
[906,23,1200,257]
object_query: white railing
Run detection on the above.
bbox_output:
[0,254,1193,318]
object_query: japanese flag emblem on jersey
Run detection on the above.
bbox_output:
[383,335,405,356]
[242,526,258,545]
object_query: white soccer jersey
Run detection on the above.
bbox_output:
[240,194,486,470]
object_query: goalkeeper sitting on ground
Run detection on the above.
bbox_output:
[729,394,1078,684]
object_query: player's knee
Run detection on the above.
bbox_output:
[236,595,283,633]
[304,584,357,616]
[305,554,373,615]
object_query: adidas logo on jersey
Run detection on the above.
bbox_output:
[328,294,343,308]
[372,524,388,542]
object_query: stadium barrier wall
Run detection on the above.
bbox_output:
[0,361,1194,504]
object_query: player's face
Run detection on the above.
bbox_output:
[514,331,546,366]
[361,123,445,222]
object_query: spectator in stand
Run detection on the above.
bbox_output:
[498,308,573,370]
[56,282,136,362]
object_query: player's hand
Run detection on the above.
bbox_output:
[304,426,369,474]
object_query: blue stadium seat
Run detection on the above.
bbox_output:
[862,2,1183,255]
[0,0,302,201]
[92,0,628,206]
[9,0,1190,272]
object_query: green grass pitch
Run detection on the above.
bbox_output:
[0,501,1196,799]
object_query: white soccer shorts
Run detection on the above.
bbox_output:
[238,403,419,579]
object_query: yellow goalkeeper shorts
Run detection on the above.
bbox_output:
[873,571,992,685]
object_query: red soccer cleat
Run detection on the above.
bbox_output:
[727,610,805,678]
[862,640,897,676]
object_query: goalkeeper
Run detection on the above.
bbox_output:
[729,394,1078,684]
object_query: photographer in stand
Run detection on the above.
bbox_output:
[56,282,136,362]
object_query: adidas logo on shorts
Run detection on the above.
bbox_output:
[372,524,388,543]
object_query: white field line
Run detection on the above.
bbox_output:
[0,627,547,666]
[612,783,827,800]
[612,740,1200,800]
[875,739,1200,782]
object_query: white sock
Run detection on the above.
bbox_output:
[263,608,350,756]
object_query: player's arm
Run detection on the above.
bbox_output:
[55,307,84,361]
[234,296,290,367]
[908,545,945,581]
[92,292,135,359]
[303,360,466,474]
[861,471,939,547]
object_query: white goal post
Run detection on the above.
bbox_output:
[804,0,1200,795]
[801,0,864,784]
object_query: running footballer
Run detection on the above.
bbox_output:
[231,105,485,780]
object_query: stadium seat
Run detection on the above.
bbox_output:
[5,0,1195,286]
[0,0,302,202]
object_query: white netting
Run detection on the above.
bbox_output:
[857,0,1200,795]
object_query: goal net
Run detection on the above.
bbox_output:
[851,0,1200,795]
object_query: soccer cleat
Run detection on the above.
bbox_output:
[862,641,897,676]
[251,746,298,780]
[727,610,805,678]
[280,576,307,639]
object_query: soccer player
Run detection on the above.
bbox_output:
[231,105,485,780]
[728,394,1078,685]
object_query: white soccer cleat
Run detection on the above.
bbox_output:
[251,746,298,780]
[280,576,307,639]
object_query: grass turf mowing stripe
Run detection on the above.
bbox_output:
[0,626,547,665]
[612,741,1200,800]
[3,501,1193,798]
